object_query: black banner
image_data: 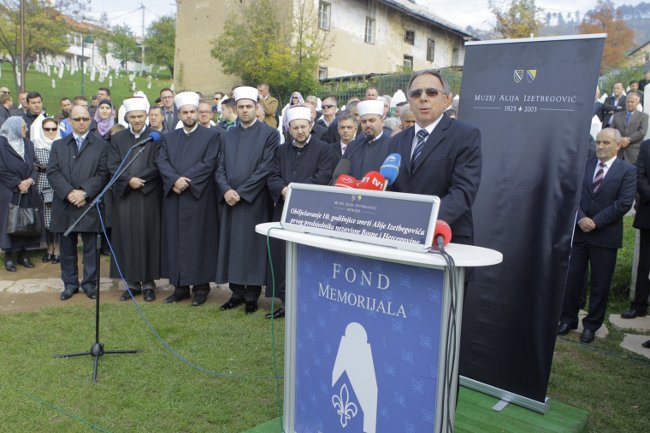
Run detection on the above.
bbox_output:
[459,36,605,403]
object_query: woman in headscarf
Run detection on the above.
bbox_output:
[281,91,304,142]
[93,98,115,141]
[33,117,61,264]
[0,116,42,271]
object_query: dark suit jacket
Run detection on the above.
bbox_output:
[611,110,649,164]
[388,114,481,242]
[162,106,179,133]
[575,157,635,249]
[634,139,650,230]
[46,133,110,233]
[602,95,626,127]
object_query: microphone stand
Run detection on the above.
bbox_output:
[54,141,150,383]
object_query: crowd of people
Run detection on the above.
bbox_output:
[1,68,649,348]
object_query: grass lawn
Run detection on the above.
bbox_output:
[0,219,648,432]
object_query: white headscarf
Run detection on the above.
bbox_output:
[0,116,26,159]
[33,117,61,151]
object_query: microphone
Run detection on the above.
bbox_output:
[357,171,385,191]
[379,153,401,190]
[335,174,358,188]
[433,219,452,249]
[330,159,351,185]
[132,131,162,148]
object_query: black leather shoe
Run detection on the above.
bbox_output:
[119,289,141,301]
[642,340,650,349]
[42,253,53,263]
[83,287,97,299]
[51,255,60,264]
[60,287,78,301]
[557,322,575,336]
[163,292,191,304]
[220,298,244,310]
[621,308,647,319]
[4,260,16,272]
[191,293,208,306]
[580,329,595,343]
[143,289,155,302]
[265,307,285,319]
[19,256,35,268]
[245,302,258,315]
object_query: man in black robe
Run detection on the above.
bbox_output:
[47,106,109,300]
[108,96,163,302]
[157,92,220,306]
[345,99,391,179]
[216,86,278,314]
[265,106,337,318]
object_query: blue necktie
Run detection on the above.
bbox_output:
[76,136,84,152]
[410,129,429,171]
[625,112,632,126]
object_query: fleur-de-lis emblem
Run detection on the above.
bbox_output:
[331,383,358,428]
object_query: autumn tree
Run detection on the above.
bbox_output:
[579,0,635,70]
[490,0,544,38]
[144,16,175,74]
[211,0,332,98]
[0,0,87,92]
[110,24,138,72]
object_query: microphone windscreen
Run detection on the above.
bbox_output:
[332,159,351,179]
[379,153,401,186]
[335,174,358,188]
[148,130,162,142]
[434,219,452,246]
[357,171,385,191]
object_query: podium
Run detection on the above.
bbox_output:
[256,222,502,433]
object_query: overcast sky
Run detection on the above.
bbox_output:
[89,0,637,34]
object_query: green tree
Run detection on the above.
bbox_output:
[579,0,635,70]
[489,0,544,38]
[210,0,331,98]
[144,16,175,75]
[0,0,85,92]
[110,24,138,72]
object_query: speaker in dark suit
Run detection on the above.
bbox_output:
[622,138,650,319]
[559,128,636,343]
[388,70,481,245]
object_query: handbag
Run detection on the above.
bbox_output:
[6,194,43,237]
[41,188,53,204]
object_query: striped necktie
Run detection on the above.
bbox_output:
[593,162,606,193]
[410,129,429,170]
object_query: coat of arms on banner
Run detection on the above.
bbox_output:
[514,69,524,83]
[331,322,378,432]
[526,69,537,83]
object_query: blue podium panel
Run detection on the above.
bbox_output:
[293,244,444,433]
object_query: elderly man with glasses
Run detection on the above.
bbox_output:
[47,105,109,301]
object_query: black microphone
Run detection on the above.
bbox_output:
[131,131,162,149]
[330,159,351,185]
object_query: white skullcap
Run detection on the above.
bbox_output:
[123,97,148,113]
[357,100,384,117]
[285,106,311,124]
[233,86,258,102]
[174,91,200,109]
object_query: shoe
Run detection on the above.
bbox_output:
[621,308,647,319]
[51,255,60,264]
[557,322,575,336]
[4,260,16,272]
[42,253,53,263]
[18,256,35,268]
[220,298,244,310]
[163,292,191,304]
[245,302,258,315]
[580,329,595,343]
[191,293,208,306]
[642,340,650,349]
[119,289,141,301]
[60,287,78,301]
[265,307,285,319]
[143,288,155,302]
[82,287,97,299]
[100,248,111,256]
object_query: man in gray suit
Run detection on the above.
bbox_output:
[612,91,648,164]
